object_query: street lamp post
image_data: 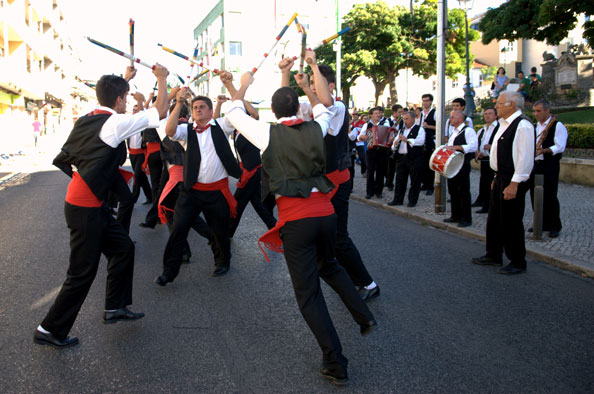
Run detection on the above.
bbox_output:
[458,0,475,118]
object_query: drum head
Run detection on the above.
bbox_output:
[444,153,464,178]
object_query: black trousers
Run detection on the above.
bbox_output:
[111,173,134,233]
[447,159,472,223]
[365,148,388,196]
[41,203,135,340]
[530,160,562,232]
[486,175,529,268]
[331,180,373,287]
[130,153,151,203]
[476,160,495,210]
[392,154,424,205]
[229,168,277,237]
[348,152,356,192]
[421,144,435,190]
[385,154,397,188]
[355,145,366,174]
[280,215,374,377]
[162,188,231,280]
[144,151,163,226]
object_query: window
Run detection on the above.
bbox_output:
[451,79,459,88]
[229,41,242,56]
[432,80,437,91]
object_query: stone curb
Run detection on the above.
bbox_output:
[0,172,20,185]
[351,194,594,279]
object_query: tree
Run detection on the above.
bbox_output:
[479,0,594,45]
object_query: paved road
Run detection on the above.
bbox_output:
[0,170,593,393]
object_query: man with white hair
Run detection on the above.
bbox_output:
[472,91,535,275]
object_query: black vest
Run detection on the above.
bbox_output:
[398,125,424,159]
[182,121,241,189]
[161,137,185,166]
[477,123,499,160]
[234,131,261,171]
[324,103,352,173]
[142,128,161,144]
[537,119,562,162]
[262,121,334,197]
[452,126,475,163]
[53,113,121,201]
[496,115,532,178]
[421,109,436,142]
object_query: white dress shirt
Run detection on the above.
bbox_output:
[393,125,425,154]
[128,133,143,149]
[489,110,535,183]
[535,116,567,161]
[169,116,235,184]
[477,121,498,157]
[299,97,343,136]
[447,123,478,153]
[349,120,366,146]
[98,106,160,148]
[445,116,474,138]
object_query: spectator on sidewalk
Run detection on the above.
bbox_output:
[472,91,535,275]
[516,71,530,99]
[32,117,42,147]
[472,108,499,213]
[529,100,567,238]
[492,67,509,99]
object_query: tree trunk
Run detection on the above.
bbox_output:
[388,69,398,106]
[371,78,388,107]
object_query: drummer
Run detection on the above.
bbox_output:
[442,110,478,227]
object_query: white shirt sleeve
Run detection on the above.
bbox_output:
[326,99,346,137]
[225,100,271,151]
[465,117,474,129]
[348,126,358,141]
[99,107,161,148]
[462,127,478,154]
[170,123,189,143]
[550,122,568,155]
[511,119,535,183]
[312,103,332,137]
[216,115,235,136]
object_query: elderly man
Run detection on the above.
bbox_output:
[472,91,535,274]
[388,111,425,207]
[530,100,567,238]
[443,110,478,227]
[473,108,499,213]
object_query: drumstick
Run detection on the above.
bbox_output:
[252,12,298,74]
[158,44,219,74]
[129,19,134,68]
[87,37,156,69]
[312,26,351,50]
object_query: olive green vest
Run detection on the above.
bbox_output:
[262,121,334,197]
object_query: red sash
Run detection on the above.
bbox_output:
[141,142,161,174]
[257,192,334,262]
[236,162,261,189]
[119,168,134,190]
[65,172,103,207]
[325,169,350,199]
[191,178,237,218]
[158,165,184,224]
[128,148,143,155]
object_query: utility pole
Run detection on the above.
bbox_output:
[434,0,447,213]
[336,0,342,100]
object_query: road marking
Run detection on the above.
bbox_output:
[30,285,62,311]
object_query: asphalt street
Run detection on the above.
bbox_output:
[0,170,593,393]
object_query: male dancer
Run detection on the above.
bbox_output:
[226,71,376,386]
[127,100,152,205]
[34,65,169,348]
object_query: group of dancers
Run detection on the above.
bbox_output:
[33,50,380,386]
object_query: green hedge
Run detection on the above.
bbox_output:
[566,124,594,149]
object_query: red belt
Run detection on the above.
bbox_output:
[141,142,161,174]
[325,169,350,199]
[192,178,237,218]
[65,172,103,207]
[257,192,334,262]
[158,165,184,224]
[236,162,261,189]
[128,148,143,155]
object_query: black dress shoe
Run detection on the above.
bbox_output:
[497,263,526,275]
[360,319,377,336]
[211,266,229,277]
[33,330,79,348]
[549,230,560,238]
[476,208,489,214]
[365,194,372,199]
[471,201,483,207]
[426,189,434,195]
[443,217,459,223]
[375,193,383,198]
[457,221,472,228]
[142,199,152,205]
[103,307,145,324]
[154,275,172,287]
[359,285,380,302]
[139,222,157,229]
[407,202,416,208]
[471,255,502,266]
[387,200,403,206]
[527,227,533,233]
[320,367,349,386]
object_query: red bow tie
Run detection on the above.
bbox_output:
[280,118,304,126]
[194,124,211,134]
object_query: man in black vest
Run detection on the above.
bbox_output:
[388,111,426,207]
[156,91,241,285]
[530,100,567,238]
[128,102,152,205]
[357,107,392,199]
[419,94,436,194]
[473,108,499,213]
[443,111,478,227]
[472,91,535,274]
[385,104,404,191]
[34,65,170,348]
[226,70,376,387]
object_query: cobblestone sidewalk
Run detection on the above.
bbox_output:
[350,164,594,276]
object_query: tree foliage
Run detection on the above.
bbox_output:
[479,0,594,45]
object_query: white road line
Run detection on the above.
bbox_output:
[30,285,62,311]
